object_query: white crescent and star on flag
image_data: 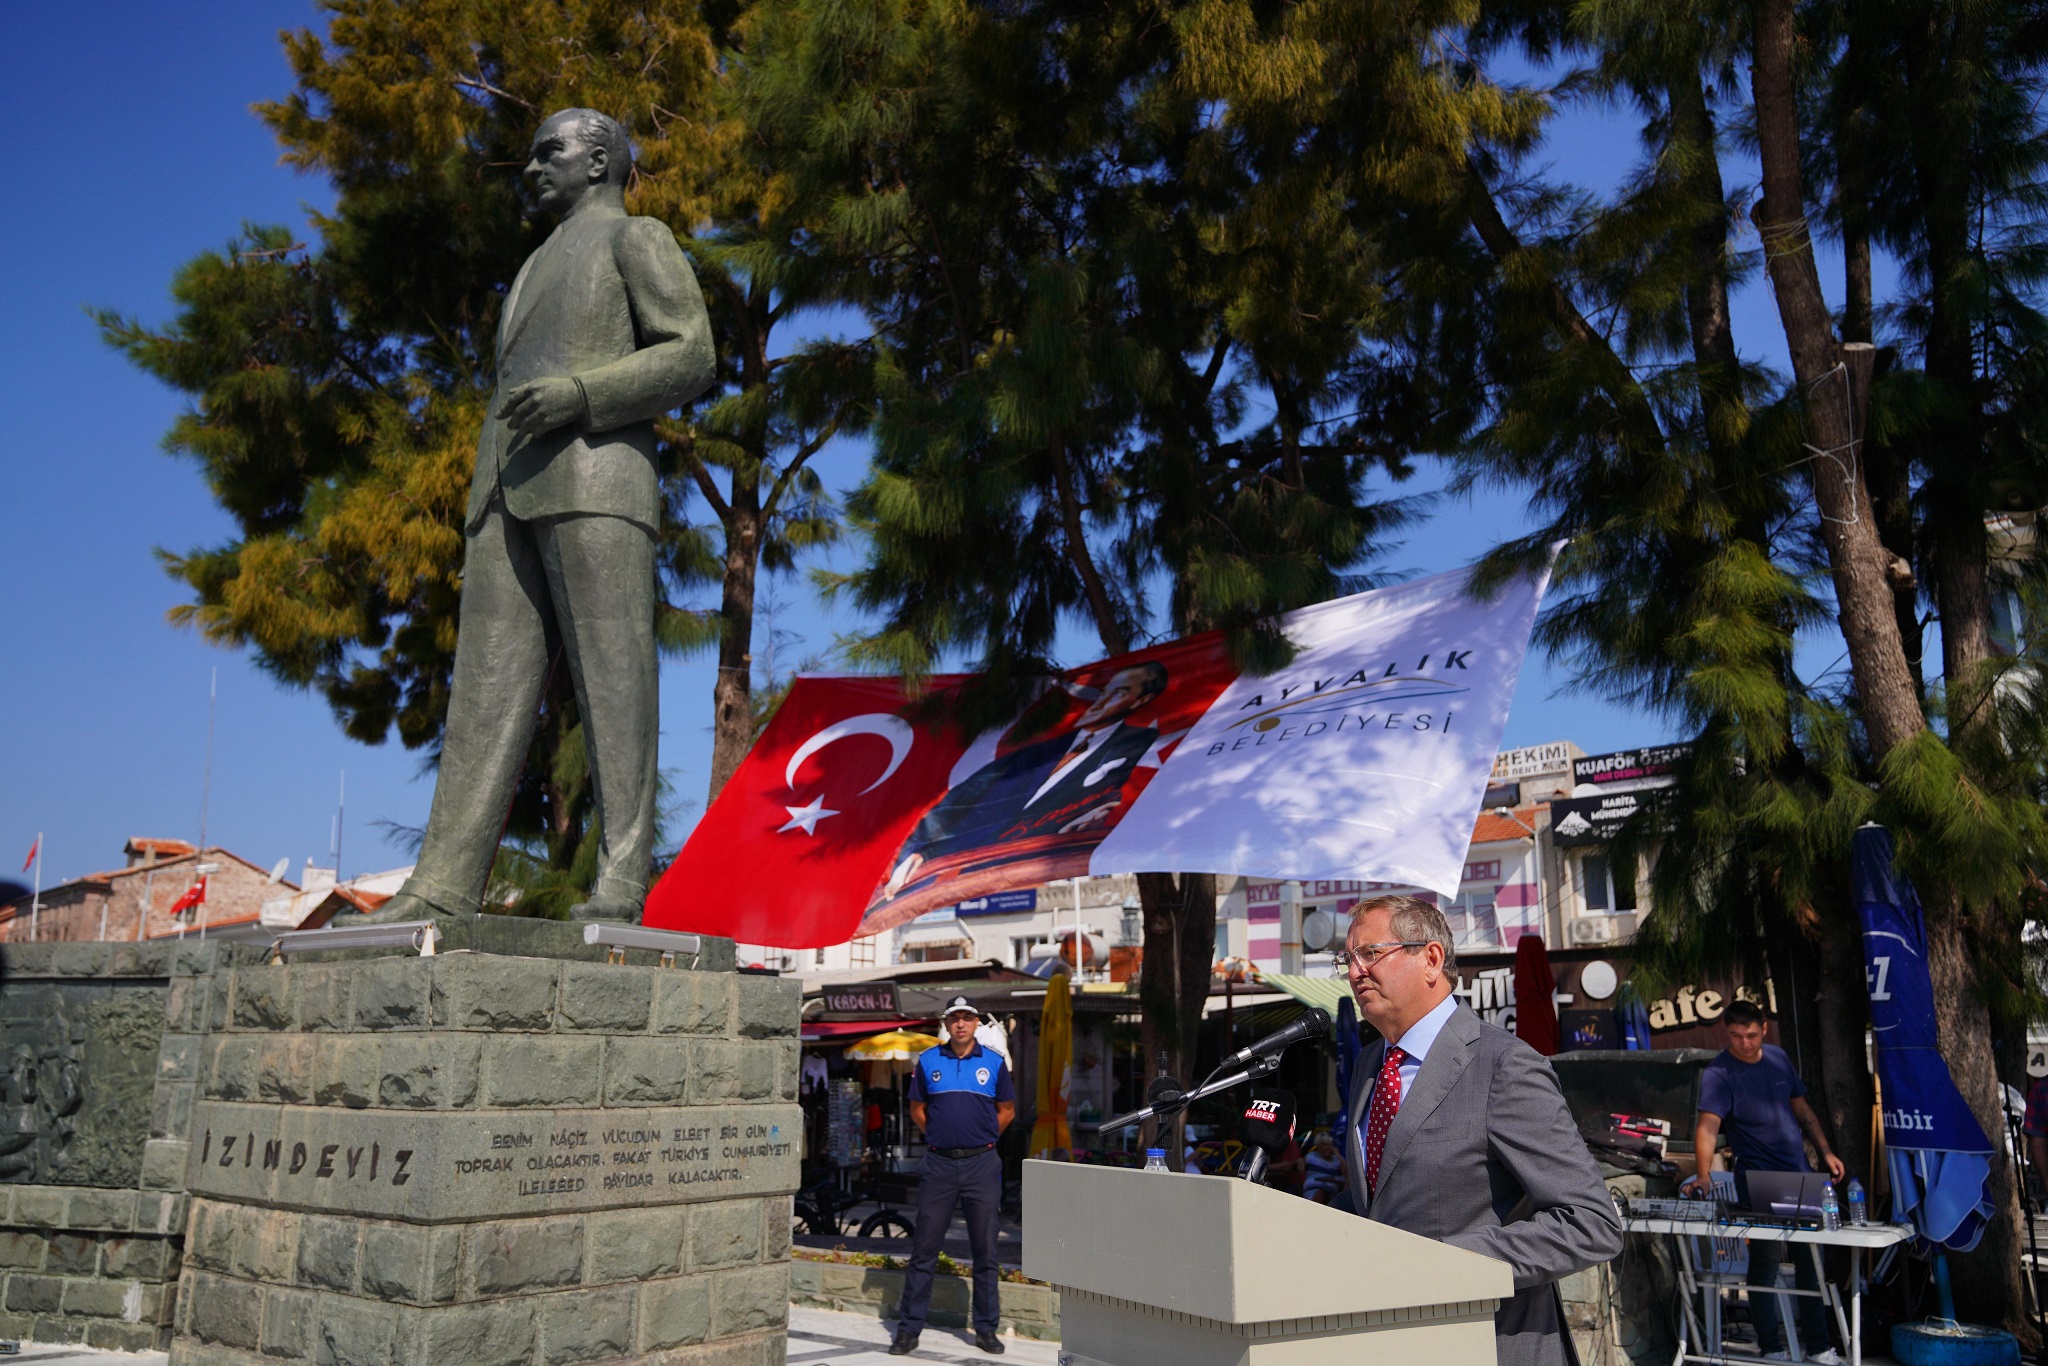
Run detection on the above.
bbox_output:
[777,714,915,836]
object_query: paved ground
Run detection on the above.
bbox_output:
[0,1306,1054,1366]
[790,1305,1060,1365]
[0,1307,1907,1366]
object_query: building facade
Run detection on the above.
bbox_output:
[0,838,289,944]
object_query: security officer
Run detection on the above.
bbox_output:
[892,997,1015,1356]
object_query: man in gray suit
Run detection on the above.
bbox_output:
[385,108,715,923]
[1341,895,1622,1366]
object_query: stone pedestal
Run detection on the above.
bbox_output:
[164,936,800,1365]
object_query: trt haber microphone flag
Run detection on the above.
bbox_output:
[645,559,1554,949]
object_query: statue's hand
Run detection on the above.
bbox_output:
[498,376,586,437]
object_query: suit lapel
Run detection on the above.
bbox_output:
[1373,1004,1479,1193]
[498,220,580,360]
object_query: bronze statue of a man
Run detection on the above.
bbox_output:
[385,108,714,923]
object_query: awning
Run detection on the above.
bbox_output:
[801,1018,928,1043]
[1260,974,1355,1017]
[901,922,976,948]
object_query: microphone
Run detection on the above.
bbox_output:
[1145,1075,1187,1111]
[1235,1088,1297,1185]
[1222,1009,1331,1068]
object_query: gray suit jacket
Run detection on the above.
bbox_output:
[1345,1002,1622,1366]
[467,205,715,532]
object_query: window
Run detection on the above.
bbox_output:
[849,936,877,968]
[902,943,965,964]
[814,947,827,966]
[1578,852,1637,914]
[1445,890,1501,949]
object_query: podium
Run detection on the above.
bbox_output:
[1024,1160,1512,1366]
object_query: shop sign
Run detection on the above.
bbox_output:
[954,889,1039,916]
[1550,790,1666,847]
[1492,741,1580,780]
[1571,744,1691,793]
[1641,981,1775,1031]
[821,983,900,1015]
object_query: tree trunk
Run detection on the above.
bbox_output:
[1137,870,1219,1158]
[1812,901,1877,1183]
[1749,0,1926,760]
[706,498,760,801]
[1928,906,2033,1339]
[1907,2,1996,747]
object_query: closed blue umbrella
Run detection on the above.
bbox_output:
[1615,981,1654,1052]
[1333,995,1362,1143]
[1853,824,1995,1256]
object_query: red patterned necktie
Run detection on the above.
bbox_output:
[1365,1045,1407,1198]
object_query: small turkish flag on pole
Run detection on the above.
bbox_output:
[21,837,37,874]
[168,877,207,918]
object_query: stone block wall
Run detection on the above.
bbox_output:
[0,1184,188,1351]
[0,940,252,1349]
[1562,1171,1680,1366]
[169,949,802,1365]
[789,1257,1062,1341]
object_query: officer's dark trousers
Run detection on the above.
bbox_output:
[897,1149,1001,1335]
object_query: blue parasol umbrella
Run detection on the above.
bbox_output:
[1333,995,1362,1144]
[1615,981,1654,1052]
[1854,825,2013,1365]
[1853,825,1995,1253]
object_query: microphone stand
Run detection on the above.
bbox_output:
[1098,1052,1285,1136]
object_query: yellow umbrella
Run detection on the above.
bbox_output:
[845,1029,941,1062]
[1029,972,1073,1158]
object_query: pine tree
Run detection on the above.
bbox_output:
[1411,0,2048,1332]
[738,0,1441,1089]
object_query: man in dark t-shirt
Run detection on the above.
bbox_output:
[1685,1000,1844,1362]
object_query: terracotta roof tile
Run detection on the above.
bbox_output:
[1470,805,1545,845]
[124,838,197,859]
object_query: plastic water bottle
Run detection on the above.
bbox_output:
[1144,1148,1169,1174]
[1846,1178,1867,1226]
[1820,1181,1841,1230]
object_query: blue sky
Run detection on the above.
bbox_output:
[1,3,1858,892]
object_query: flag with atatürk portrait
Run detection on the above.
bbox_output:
[644,559,1556,949]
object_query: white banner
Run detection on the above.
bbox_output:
[1089,557,1556,897]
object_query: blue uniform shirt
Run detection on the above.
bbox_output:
[1699,1043,1810,1174]
[908,1041,1014,1148]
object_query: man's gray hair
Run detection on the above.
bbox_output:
[550,108,632,186]
[1349,893,1458,974]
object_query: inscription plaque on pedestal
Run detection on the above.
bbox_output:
[188,1102,800,1220]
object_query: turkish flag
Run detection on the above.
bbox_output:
[20,838,35,874]
[168,876,207,917]
[644,676,975,948]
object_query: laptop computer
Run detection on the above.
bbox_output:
[1742,1170,1828,1220]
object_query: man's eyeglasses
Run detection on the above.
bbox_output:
[1332,941,1430,972]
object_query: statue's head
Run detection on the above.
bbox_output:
[525,108,631,216]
